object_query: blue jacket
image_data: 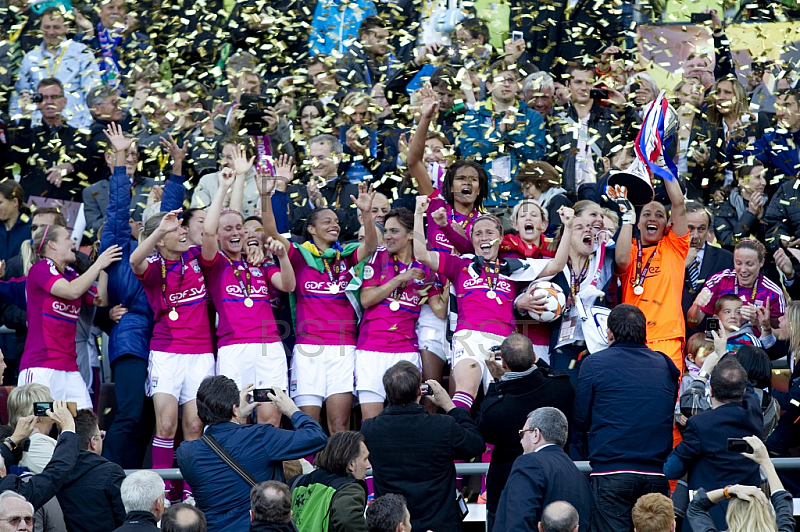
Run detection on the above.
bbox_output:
[99,167,184,364]
[0,214,31,262]
[727,128,800,180]
[493,445,593,532]
[573,342,680,474]
[177,413,328,532]
[458,100,545,208]
[308,0,377,56]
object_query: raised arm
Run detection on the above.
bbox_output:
[99,123,136,251]
[258,155,293,253]
[202,167,237,262]
[159,134,188,212]
[413,196,439,271]
[352,182,377,263]
[665,173,688,237]
[536,208,574,279]
[407,83,439,197]
[266,238,295,293]
[129,209,182,276]
[607,185,635,273]
[50,245,122,301]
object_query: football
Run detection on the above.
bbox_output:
[526,281,567,323]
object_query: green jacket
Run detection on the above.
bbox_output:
[290,469,368,532]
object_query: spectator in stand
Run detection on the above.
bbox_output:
[713,164,767,251]
[74,0,155,89]
[767,301,800,457]
[9,78,90,202]
[516,161,572,233]
[337,91,392,183]
[688,239,786,331]
[573,304,680,532]
[85,86,133,183]
[728,90,800,182]
[476,333,575,530]
[289,431,369,532]
[308,0,378,56]
[57,409,126,532]
[160,504,206,532]
[459,60,545,216]
[250,481,294,532]
[10,8,100,129]
[115,470,166,532]
[335,16,398,93]
[522,72,557,120]
[611,158,689,372]
[83,133,155,239]
[365,494,411,532]
[493,407,593,532]
[5,384,55,472]
[306,56,346,112]
[631,494,675,532]
[537,502,580,532]
[0,401,80,511]
[673,78,711,201]
[191,137,260,218]
[177,376,327,532]
[686,436,794,532]
[361,362,485,532]
[0,492,34,532]
[284,134,362,242]
[682,200,733,336]
[0,181,31,262]
[665,353,762,532]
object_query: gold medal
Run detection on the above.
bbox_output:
[486,290,497,299]
[168,309,179,321]
[244,297,254,307]
[329,284,340,294]
[389,301,400,312]
[633,285,644,296]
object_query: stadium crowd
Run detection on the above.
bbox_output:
[0,0,800,530]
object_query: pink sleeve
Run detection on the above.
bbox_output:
[436,252,465,283]
[770,289,787,318]
[362,251,387,288]
[136,259,159,284]
[32,263,62,294]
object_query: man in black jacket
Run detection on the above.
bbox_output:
[361,361,485,532]
[57,409,126,532]
[476,333,574,531]
[493,408,593,532]
[114,470,165,532]
[250,481,295,532]
[573,304,680,532]
[0,401,80,511]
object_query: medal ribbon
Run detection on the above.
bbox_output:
[390,254,410,302]
[484,260,500,293]
[160,254,186,315]
[734,274,760,304]
[632,238,658,291]
[322,250,342,284]
[568,255,590,306]
[222,253,252,300]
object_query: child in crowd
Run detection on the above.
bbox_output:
[715,294,762,352]
[677,332,713,427]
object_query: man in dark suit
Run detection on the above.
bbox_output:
[493,407,593,532]
[682,201,733,336]
[664,355,762,532]
[476,333,574,531]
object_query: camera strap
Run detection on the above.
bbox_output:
[201,434,258,488]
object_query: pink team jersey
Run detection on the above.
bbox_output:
[699,269,786,320]
[358,248,442,353]
[21,259,95,372]
[426,189,478,253]
[436,252,521,337]
[201,252,281,347]
[289,245,359,346]
[137,247,213,354]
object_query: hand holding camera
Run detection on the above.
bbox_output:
[46,400,76,433]
[425,380,455,411]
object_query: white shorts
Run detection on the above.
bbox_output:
[450,330,505,394]
[290,344,355,407]
[147,351,215,405]
[416,304,448,361]
[355,350,421,402]
[19,368,92,410]
[217,342,288,391]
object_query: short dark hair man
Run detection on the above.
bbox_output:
[366,494,411,532]
[250,481,293,531]
[664,355,761,531]
[539,501,580,532]
[161,504,206,532]
[177,376,327,532]
[56,409,127,532]
[477,333,574,530]
[361,362,484,532]
[494,408,592,532]
[573,305,680,532]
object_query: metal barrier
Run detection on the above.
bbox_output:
[126,458,800,479]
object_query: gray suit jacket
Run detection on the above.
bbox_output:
[82,175,156,239]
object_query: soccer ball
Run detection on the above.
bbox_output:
[526,281,567,323]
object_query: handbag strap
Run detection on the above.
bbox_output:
[201,433,258,487]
